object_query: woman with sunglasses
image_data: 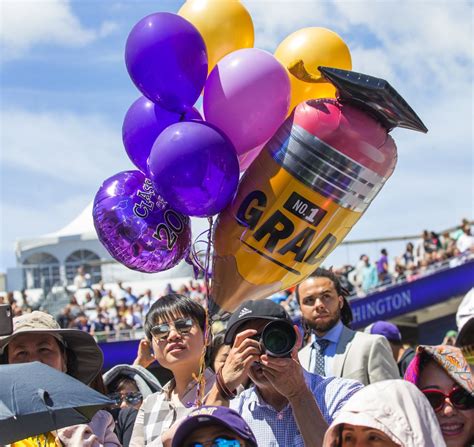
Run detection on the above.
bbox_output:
[129,294,215,446]
[405,345,474,447]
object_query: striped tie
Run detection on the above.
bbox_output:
[313,339,330,376]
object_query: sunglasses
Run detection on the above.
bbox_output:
[108,391,143,406]
[422,387,474,412]
[186,436,242,447]
[150,318,194,340]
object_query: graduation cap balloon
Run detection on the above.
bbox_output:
[210,67,428,314]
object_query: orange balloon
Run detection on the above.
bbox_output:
[275,27,352,113]
[179,0,254,74]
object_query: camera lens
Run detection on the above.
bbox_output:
[261,320,296,357]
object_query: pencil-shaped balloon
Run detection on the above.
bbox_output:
[211,67,428,313]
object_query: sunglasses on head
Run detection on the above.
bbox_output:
[186,436,242,447]
[422,387,474,412]
[150,318,194,340]
[108,391,143,406]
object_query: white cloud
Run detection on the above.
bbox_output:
[1,108,130,186]
[0,0,118,59]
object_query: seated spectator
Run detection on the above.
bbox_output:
[171,406,257,447]
[103,364,162,410]
[376,248,390,283]
[322,380,446,446]
[402,242,415,266]
[405,345,474,447]
[366,321,415,377]
[129,294,215,446]
[457,224,474,253]
[207,299,363,447]
[100,290,116,310]
[0,311,120,446]
[361,255,378,293]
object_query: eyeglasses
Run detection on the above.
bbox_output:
[150,318,194,340]
[422,387,473,412]
[108,391,143,406]
[186,436,242,447]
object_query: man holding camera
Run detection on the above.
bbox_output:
[207,299,362,446]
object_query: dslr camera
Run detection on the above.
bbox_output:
[253,320,297,358]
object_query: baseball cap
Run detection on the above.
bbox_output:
[0,311,103,385]
[368,321,402,343]
[172,406,257,447]
[224,299,292,345]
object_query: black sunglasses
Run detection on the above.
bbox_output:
[150,318,194,340]
[422,387,473,412]
[108,391,143,406]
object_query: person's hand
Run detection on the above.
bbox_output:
[221,329,261,392]
[259,325,306,401]
[133,339,155,368]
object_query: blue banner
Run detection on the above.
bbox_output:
[350,259,474,329]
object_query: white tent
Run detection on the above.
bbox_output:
[10,203,210,292]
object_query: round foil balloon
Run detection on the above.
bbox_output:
[148,121,239,218]
[123,96,201,173]
[125,12,207,113]
[274,27,352,114]
[211,100,397,312]
[178,0,254,74]
[93,170,191,272]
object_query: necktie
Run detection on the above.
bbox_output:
[313,339,330,376]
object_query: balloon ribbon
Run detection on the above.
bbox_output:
[287,59,326,83]
[194,216,213,406]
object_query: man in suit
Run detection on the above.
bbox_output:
[298,268,399,385]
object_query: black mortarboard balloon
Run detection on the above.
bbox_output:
[318,66,428,133]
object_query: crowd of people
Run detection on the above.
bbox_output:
[0,267,472,447]
[2,220,472,340]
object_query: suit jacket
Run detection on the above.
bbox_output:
[298,325,399,385]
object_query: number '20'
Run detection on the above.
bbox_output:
[152,210,185,250]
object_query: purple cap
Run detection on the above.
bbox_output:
[370,321,402,343]
[172,406,257,447]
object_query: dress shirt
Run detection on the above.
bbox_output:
[308,320,343,376]
[230,370,362,447]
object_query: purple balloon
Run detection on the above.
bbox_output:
[203,48,290,156]
[93,170,191,273]
[123,96,202,173]
[148,121,239,217]
[125,13,207,113]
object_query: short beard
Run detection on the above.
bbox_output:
[304,308,341,335]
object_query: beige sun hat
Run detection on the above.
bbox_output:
[0,311,103,385]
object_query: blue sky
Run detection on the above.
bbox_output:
[1,0,473,271]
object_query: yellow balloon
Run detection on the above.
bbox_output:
[179,0,254,74]
[275,27,352,113]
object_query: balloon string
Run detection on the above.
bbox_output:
[194,216,213,407]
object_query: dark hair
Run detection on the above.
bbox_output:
[295,268,353,326]
[209,331,227,371]
[108,376,139,394]
[144,294,206,341]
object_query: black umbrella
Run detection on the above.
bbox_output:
[0,361,114,444]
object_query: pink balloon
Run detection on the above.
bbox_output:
[203,48,290,156]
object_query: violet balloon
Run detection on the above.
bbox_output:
[125,12,207,113]
[123,96,202,173]
[203,48,290,156]
[148,121,239,217]
[93,171,191,273]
